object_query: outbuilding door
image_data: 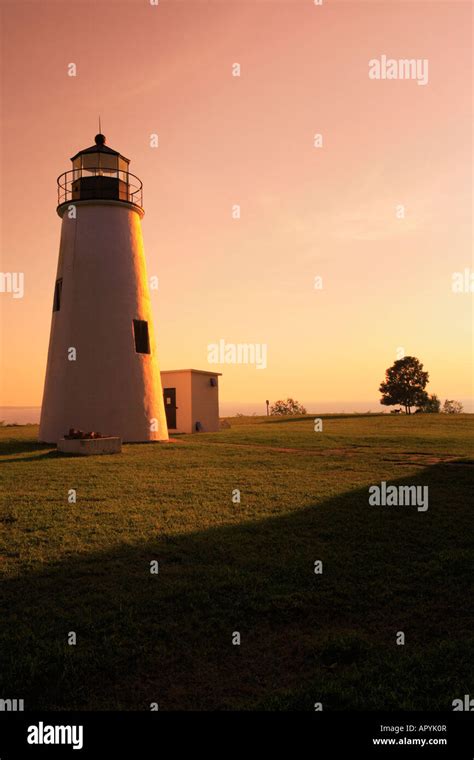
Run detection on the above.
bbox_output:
[163,388,177,429]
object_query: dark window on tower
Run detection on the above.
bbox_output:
[53,278,63,312]
[133,319,150,354]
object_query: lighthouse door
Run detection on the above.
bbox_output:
[163,388,177,429]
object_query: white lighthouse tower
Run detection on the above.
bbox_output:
[39,133,169,443]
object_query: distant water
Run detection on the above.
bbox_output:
[0,407,41,425]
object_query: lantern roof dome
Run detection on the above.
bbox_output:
[70,133,130,163]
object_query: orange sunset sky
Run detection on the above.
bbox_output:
[0,0,472,415]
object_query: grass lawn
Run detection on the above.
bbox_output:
[0,414,472,710]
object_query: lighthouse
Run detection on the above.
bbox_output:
[39,133,169,443]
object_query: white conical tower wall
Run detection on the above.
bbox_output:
[39,201,169,443]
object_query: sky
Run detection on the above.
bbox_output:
[0,0,472,414]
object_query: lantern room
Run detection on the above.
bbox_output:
[57,133,143,213]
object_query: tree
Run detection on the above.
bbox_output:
[442,399,463,414]
[270,398,307,416]
[417,394,441,413]
[379,356,429,415]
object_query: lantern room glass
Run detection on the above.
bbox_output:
[72,152,129,178]
[82,152,118,175]
[58,137,141,209]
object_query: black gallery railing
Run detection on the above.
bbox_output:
[57,168,143,209]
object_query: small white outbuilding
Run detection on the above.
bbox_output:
[160,369,222,434]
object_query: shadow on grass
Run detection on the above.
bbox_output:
[1,464,472,711]
[0,451,60,464]
[0,438,52,457]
